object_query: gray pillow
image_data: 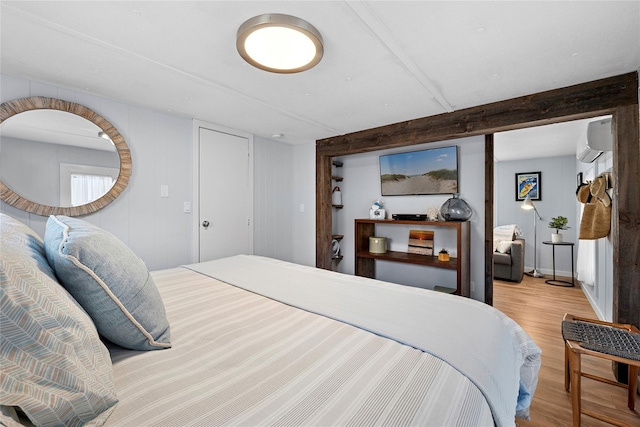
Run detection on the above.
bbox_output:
[44,215,171,351]
[1,213,118,426]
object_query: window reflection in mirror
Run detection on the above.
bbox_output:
[0,109,119,208]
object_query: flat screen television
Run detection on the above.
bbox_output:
[379,146,458,196]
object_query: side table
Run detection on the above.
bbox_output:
[542,241,575,287]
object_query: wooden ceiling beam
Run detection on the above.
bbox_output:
[317,72,637,156]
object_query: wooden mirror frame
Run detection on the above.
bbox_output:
[0,96,132,216]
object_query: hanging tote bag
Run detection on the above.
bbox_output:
[579,197,611,240]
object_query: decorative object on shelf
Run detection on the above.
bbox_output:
[331,186,342,206]
[548,215,569,243]
[521,195,543,278]
[392,214,427,221]
[438,248,450,262]
[331,239,340,258]
[408,230,434,255]
[369,199,386,219]
[368,236,387,254]
[515,171,541,201]
[440,193,472,221]
[426,206,440,221]
[379,146,458,196]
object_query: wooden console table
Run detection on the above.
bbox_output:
[354,219,470,297]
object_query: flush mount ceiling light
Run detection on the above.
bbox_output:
[237,14,323,73]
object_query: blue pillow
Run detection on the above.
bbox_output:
[44,215,171,351]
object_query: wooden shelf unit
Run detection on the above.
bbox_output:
[355,219,470,297]
[331,161,344,266]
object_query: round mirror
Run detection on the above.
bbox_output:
[0,97,131,216]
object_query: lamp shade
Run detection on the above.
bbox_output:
[521,195,534,210]
[237,14,323,73]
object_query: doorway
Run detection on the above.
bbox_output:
[192,121,254,262]
[491,117,614,320]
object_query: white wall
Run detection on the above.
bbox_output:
[251,137,317,266]
[332,136,487,301]
[2,74,313,270]
[291,142,317,267]
[495,155,578,277]
[253,136,293,261]
[1,75,194,271]
[1,137,119,207]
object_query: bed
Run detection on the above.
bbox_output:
[1,213,541,427]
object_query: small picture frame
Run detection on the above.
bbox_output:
[515,171,541,201]
[407,229,434,256]
[577,172,583,187]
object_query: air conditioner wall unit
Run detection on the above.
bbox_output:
[577,117,612,163]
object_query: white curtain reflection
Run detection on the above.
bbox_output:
[71,174,114,206]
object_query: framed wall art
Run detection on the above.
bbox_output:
[515,171,541,201]
[407,230,434,256]
[379,146,458,196]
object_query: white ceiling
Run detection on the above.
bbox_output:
[2,109,116,152]
[1,1,638,159]
[493,115,611,162]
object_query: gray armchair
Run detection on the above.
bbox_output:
[493,237,525,283]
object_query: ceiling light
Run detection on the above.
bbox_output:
[237,14,323,73]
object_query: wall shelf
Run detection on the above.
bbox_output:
[355,219,470,297]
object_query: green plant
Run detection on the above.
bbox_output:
[439,248,448,254]
[548,216,569,233]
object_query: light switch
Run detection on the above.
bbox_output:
[160,185,169,198]
[299,203,305,213]
[184,201,192,213]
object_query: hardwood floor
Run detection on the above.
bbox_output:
[494,275,640,427]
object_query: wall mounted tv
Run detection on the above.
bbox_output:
[379,146,458,196]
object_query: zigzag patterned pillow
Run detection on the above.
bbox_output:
[0,213,118,426]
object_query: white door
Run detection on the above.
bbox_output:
[198,127,251,262]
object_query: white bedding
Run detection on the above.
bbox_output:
[185,255,541,426]
[2,214,539,427]
[105,266,495,426]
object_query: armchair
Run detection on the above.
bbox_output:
[493,238,525,283]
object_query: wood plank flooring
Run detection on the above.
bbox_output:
[494,276,640,427]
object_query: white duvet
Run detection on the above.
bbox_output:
[186,255,541,427]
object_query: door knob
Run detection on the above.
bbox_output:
[202,220,210,229]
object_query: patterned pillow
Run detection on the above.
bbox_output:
[0,214,118,426]
[44,215,171,351]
